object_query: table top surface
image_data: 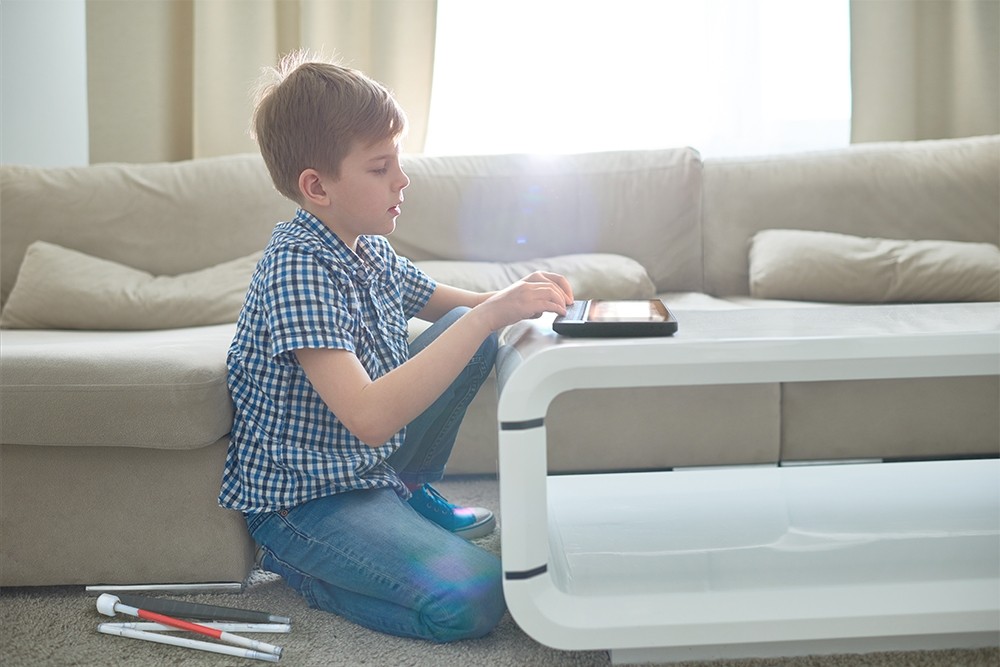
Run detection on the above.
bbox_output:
[495,302,1000,421]
[501,301,1000,350]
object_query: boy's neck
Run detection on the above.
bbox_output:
[300,205,358,251]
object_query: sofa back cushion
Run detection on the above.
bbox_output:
[748,230,1000,303]
[1,153,291,307]
[390,148,704,293]
[702,135,1000,297]
[2,148,702,306]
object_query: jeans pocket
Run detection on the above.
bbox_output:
[244,510,273,535]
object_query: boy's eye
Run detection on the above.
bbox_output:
[371,165,388,175]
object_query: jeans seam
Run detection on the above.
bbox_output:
[271,509,426,605]
[264,549,322,609]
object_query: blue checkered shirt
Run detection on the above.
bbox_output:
[218,209,436,513]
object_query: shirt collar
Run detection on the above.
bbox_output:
[293,208,385,284]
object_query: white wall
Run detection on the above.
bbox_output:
[1,0,89,166]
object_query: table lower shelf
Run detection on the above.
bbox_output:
[503,459,999,659]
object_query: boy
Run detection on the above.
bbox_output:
[218,51,574,643]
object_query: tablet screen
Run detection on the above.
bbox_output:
[588,299,670,322]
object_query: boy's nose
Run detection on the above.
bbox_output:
[398,169,410,191]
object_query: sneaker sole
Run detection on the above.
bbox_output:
[453,514,496,540]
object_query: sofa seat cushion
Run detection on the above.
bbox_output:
[0,324,235,449]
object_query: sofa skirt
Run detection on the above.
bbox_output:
[0,437,254,587]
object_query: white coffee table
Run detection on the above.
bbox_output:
[495,303,1000,663]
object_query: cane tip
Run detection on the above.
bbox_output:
[95,593,120,616]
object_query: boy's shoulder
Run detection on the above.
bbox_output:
[270,218,315,245]
[249,221,335,285]
[260,225,400,277]
[264,219,335,260]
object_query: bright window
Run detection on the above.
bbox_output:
[425,0,851,157]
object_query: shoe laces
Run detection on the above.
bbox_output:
[418,484,457,515]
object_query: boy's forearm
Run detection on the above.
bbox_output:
[364,308,493,442]
[300,307,494,448]
[417,284,494,321]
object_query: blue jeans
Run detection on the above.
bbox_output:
[246,308,504,642]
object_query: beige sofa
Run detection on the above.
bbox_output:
[2,135,998,587]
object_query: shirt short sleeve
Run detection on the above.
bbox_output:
[260,245,357,361]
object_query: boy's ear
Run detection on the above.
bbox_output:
[298,169,330,206]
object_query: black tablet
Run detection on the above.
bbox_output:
[552,299,678,337]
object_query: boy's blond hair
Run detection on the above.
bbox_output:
[251,51,408,203]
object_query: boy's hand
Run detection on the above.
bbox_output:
[475,271,574,331]
[520,271,575,304]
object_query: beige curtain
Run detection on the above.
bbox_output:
[87,0,436,164]
[850,0,999,143]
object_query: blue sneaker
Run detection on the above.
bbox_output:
[407,484,496,540]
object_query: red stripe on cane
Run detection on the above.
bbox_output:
[137,608,225,640]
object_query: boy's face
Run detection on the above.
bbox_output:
[312,137,409,248]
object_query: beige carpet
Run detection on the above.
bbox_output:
[2,476,997,667]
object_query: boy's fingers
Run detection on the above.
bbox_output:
[515,283,567,317]
[524,272,574,303]
[541,272,574,302]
